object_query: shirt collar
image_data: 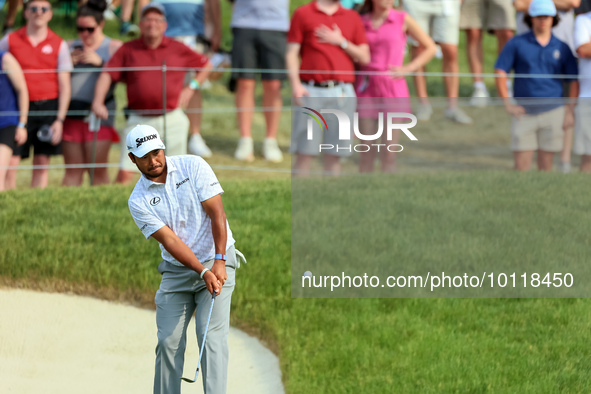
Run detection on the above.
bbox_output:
[313,1,344,16]
[139,35,171,50]
[140,155,177,188]
[526,31,557,47]
[363,9,397,29]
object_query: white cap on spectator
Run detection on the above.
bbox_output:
[528,0,557,17]
[126,125,166,157]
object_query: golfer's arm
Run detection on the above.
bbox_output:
[201,194,227,256]
[151,226,207,275]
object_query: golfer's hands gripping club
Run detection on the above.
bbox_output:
[203,270,222,295]
[211,259,227,286]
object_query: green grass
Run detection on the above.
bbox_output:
[2,174,591,392]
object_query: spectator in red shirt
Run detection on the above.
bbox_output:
[0,0,72,189]
[287,0,370,176]
[92,2,212,184]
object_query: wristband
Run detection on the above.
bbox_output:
[189,79,200,90]
[200,267,210,279]
[17,122,26,128]
[215,254,227,261]
[340,39,348,50]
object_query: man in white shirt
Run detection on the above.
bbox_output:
[126,124,243,394]
[573,11,591,171]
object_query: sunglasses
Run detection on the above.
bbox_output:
[29,6,50,13]
[76,26,96,33]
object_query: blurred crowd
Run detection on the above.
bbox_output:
[1,0,591,189]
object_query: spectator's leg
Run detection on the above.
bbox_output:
[358,117,378,173]
[465,28,484,86]
[235,78,256,138]
[187,91,203,137]
[115,170,136,184]
[580,155,591,172]
[293,154,314,178]
[323,154,341,176]
[380,129,400,174]
[4,155,19,190]
[3,0,21,31]
[561,125,573,171]
[439,43,459,107]
[513,151,534,171]
[261,79,282,139]
[84,140,112,185]
[494,29,514,53]
[0,144,11,191]
[31,154,50,188]
[411,45,429,103]
[537,150,554,171]
[62,141,86,186]
[120,0,133,22]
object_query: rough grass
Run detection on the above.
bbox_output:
[2,175,591,393]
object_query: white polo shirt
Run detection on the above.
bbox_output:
[575,12,591,97]
[128,155,235,267]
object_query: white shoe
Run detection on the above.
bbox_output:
[188,134,212,158]
[445,107,473,124]
[469,86,490,107]
[234,137,254,162]
[416,103,433,121]
[262,138,283,163]
[559,162,571,174]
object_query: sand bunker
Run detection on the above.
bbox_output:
[0,288,283,394]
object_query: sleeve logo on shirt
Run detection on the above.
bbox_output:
[210,181,219,187]
[150,197,161,206]
[176,177,190,189]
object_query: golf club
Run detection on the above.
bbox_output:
[181,289,218,383]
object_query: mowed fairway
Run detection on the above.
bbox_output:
[2,173,591,393]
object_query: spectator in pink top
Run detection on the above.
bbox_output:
[355,0,436,173]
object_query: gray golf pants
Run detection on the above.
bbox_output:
[154,245,238,394]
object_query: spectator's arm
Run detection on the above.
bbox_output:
[193,59,213,85]
[513,0,531,12]
[0,35,9,51]
[314,24,370,65]
[51,70,70,145]
[403,14,436,72]
[286,42,309,103]
[553,0,580,10]
[514,0,580,11]
[206,0,222,52]
[3,53,28,126]
[495,69,510,99]
[3,52,28,145]
[577,43,591,58]
[91,73,113,120]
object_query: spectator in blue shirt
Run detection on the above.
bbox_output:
[495,0,578,171]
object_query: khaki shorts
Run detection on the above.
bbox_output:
[119,108,190,171]
[511,106,565,152]
[404,0,460,46]
[290,83,357,157]
[574,103,591,156]
[459,0,516,31]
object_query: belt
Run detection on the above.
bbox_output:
[303,80,346,88]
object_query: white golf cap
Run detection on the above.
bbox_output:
[126,124,166,157]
